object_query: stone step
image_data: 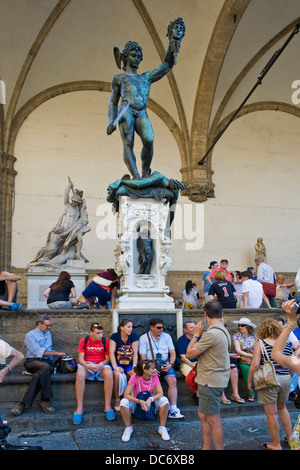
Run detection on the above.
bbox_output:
[2,397,297,435]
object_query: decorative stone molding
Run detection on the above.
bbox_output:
[114,196,174,310]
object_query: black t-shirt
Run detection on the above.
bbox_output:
[47,280,75,304]
[0,280,6,296]
[208,280,237,308]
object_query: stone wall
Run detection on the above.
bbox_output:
[0,308,288,368]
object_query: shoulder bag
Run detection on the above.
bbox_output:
[253,340,279,391]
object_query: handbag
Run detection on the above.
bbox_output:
[57,356,77,374]
[119,371,128,396]
[116,345,133,365]
[290,414,300,450]
[262,282,276,297]
[185,365,198,392]
[133,377,156,421]
[253,340,279,391]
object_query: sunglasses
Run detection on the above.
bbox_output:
[155,326,164,330]
[91,323,103,329]
[238,324,247,328]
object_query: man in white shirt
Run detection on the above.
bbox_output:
[255,257,277,307]
[241,270,271,308]
[139,317,184,419]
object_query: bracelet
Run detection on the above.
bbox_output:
[6,365,12,375]
[284,323,297,331]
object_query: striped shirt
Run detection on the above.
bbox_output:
[260,339,292,375]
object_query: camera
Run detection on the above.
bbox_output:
[293,300,300,328]
[293,300,300,314]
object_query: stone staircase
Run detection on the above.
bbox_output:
[1,368,296,435]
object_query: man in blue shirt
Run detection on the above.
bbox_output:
[175,320,199,403]
[11,314,66,416]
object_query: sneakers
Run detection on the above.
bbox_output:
[39,399,55,414]
[168,407,184,419]
[11,402,25,416]
[158,426,170,441]
[75,302,89,309]
[121,426,133,442]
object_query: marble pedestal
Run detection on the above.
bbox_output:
[114,196,175,310]
[26,260,88,309]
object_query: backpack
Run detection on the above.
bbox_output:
[133,377,156,421]
[84,335,106,350]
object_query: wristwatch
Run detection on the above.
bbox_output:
[192,335,200,340]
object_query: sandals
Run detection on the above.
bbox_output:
[221,398,231,405]
[230,395,245,404]
[247,396,255,402]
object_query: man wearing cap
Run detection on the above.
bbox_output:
[241,270,271,308]
[247,266,257,280]
[210,259,232,282]
[202,262,218,303]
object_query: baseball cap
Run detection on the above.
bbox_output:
[209,261,218,269]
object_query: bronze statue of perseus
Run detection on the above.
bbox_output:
[107,18,185,180]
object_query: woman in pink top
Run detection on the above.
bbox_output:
[120,359,170,442]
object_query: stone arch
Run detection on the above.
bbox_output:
[8,81,184,159]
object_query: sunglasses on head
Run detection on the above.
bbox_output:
[92,323,103,329]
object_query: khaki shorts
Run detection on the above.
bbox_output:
[257,374,291,405]
[198,384,224,415]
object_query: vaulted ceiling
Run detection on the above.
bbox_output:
[1,0,300,201]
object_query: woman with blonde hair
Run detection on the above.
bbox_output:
[247,317,293,450]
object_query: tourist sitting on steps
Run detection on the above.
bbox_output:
[0,267,22,311]
[73,322,115,424]
[120,359,170,442]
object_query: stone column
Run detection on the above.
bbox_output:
[0,152,17,269]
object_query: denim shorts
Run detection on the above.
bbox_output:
[82,283,111,306]
[110,362,133,374]
[78,363,111,381]
[48,301,72,309]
